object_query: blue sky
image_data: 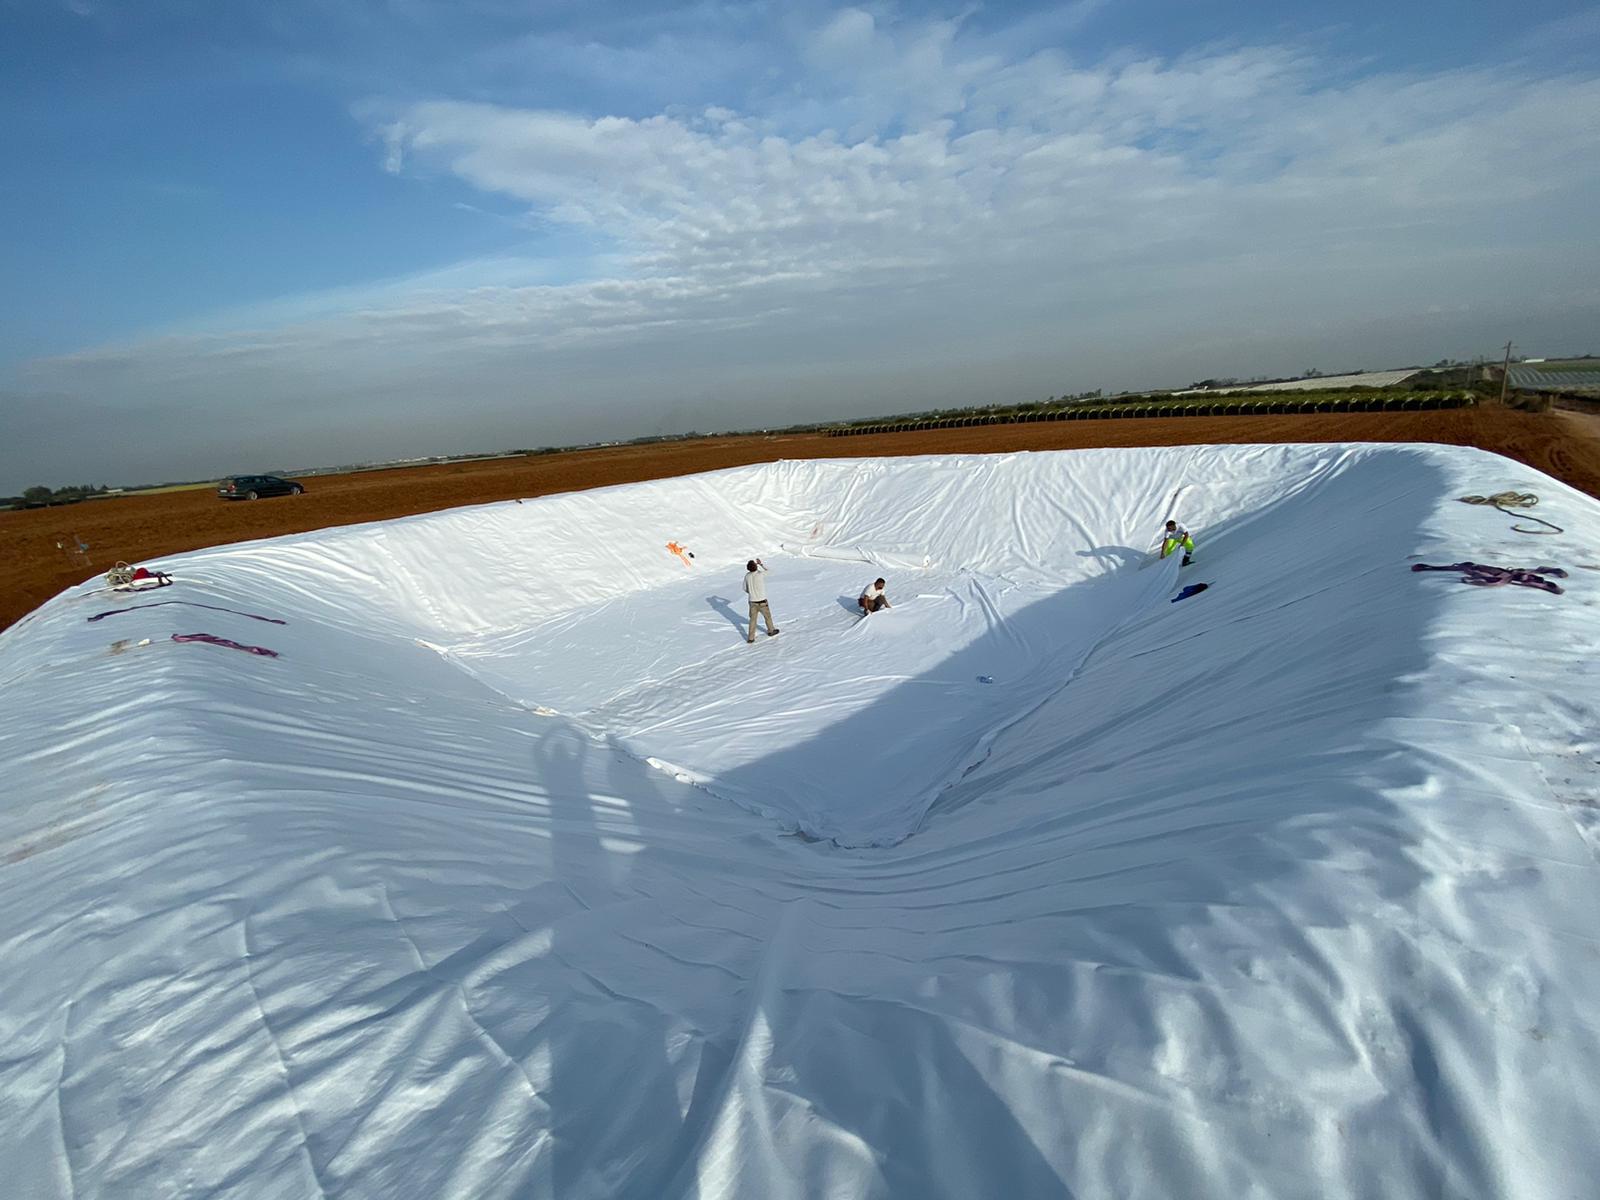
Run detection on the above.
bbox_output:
[3,0,1599,490]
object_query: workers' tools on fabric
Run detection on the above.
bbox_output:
[105,563,174,589]
[1410,561,1567,594]
[1457,492,1563,535]
[1171,583,1210,602]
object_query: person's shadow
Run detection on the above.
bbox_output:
[1077,545,1147,569]
[706,595,747,637]
[836,595,863,616]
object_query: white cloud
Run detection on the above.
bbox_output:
[807,7,877,66]
[379,121,407,173]
[362,32,1599,303]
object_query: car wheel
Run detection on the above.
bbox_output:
[292,485,303,495]
[246,490,259,500]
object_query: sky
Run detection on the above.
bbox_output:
[2,1,1598,492]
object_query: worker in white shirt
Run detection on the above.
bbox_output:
[1159,520,1195,566]
[858,577,891,615]
[743,558,779,643]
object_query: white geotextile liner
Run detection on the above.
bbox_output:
[2,445,1600,1200]
[448,557,1180,844]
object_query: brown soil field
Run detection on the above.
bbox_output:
[5,406,1597,632]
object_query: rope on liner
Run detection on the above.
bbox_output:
[1457,491,1563,535]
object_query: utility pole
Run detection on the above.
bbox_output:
[1498,340,1514,405]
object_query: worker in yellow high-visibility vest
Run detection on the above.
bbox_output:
[1160,520,1195,567]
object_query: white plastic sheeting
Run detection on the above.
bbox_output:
[2,445,1599,1199]
[1174,369,1421,393]
[448,553,1182,845]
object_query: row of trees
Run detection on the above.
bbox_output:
[3,484,112,509]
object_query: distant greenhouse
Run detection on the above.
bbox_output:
[1178,369,1421,394]
[1508,360,1600,393]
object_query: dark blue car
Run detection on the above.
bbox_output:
[218,474,305,500]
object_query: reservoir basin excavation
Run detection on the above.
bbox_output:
[2,443,1598,1199]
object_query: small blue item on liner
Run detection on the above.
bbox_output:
[1171,583,1210,603]
[977,675,994,684]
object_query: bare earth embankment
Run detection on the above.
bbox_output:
[4,406,1597,631]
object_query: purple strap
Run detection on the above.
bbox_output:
[171,633,279,657]
[89,601,286,624]
[1411,562,1567,594]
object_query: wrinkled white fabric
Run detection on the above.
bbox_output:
[2,445,1598,1200]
